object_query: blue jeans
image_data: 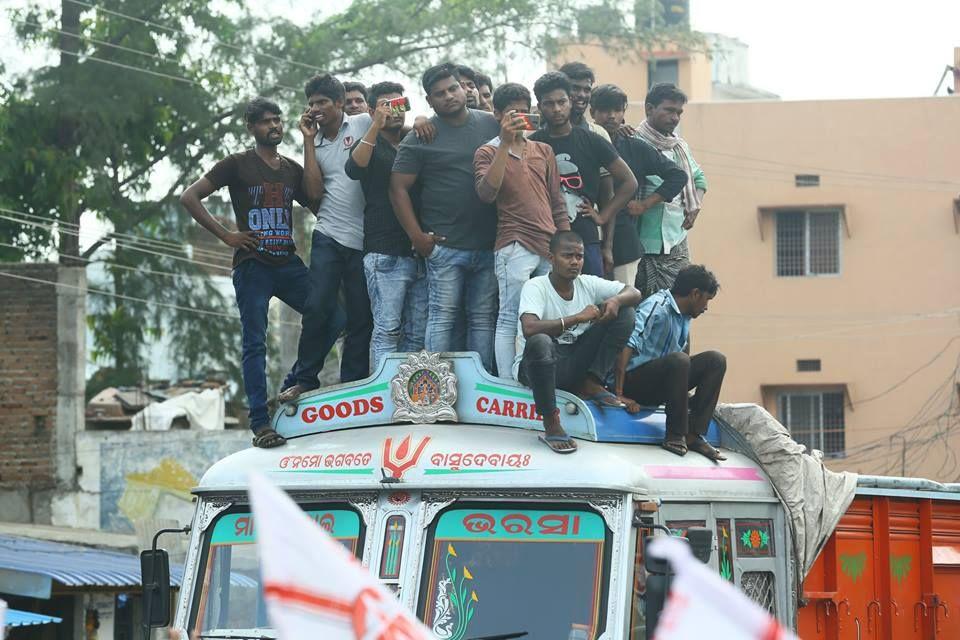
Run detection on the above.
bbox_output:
[363,253,428,370]
[295,231,373,385]
[582,242,603,277]
[424,245,497,372]
[494,242,551,378]
[233,257,339,431]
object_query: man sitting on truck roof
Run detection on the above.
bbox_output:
[514,230,641,454]
[613,264,727,461]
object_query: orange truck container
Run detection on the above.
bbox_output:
[799,482,960,639]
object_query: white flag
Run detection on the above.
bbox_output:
[649,536,797,640]
[248,474,432,640]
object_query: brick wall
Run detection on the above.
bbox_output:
[0,263,59,489]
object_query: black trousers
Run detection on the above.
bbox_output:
[518,306,635,416]
[623,350,726,437]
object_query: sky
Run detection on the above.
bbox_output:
[2,0,958,101]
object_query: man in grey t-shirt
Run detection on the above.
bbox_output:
[390,62,501,373]
[282,74,373,400]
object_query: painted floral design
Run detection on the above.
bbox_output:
[432,544,479,640]
[740,528,770,549]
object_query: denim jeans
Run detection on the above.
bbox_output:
[494,242,551,378]
[233,256,340,431]
[294,231,373,385]
[363,252,428,370]
[582,242,603,277]
[424,244,497,372]
[518,306,636,417]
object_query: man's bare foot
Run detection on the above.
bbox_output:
[539,409,577,454]
[278,383,310,404]
[577,376,625,408]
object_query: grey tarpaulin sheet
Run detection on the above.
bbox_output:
[716,403,858,578]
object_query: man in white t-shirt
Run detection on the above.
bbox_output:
[515,230,641,453]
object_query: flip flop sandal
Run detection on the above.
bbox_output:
[252,428,287,449]
[660,438,688,457]
[687,436,726,462]
[585,390,626,409]
[538,434,578,454]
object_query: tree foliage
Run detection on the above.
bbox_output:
[0,0,694,394]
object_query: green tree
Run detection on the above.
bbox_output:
[1,0,692,398]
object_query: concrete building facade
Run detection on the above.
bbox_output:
[678,96,960,481]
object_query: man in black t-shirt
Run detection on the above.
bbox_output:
[529,72,637,278]
[345,81,427,370]
[180,97,337,449]
[589,84,688,287]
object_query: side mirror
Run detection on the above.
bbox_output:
[140,549,171,628]
[686,527,713,564]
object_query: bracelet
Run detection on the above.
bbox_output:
[560,317,565,331]
[360,139,376,147]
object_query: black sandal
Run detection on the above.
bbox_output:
[661,437,688,457]
[687,436,726,462]
[252,427,287,449]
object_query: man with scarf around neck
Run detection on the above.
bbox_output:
[631,83,708,298]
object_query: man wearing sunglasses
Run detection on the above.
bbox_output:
[529,72,637,278]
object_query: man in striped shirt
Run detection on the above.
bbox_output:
[613,264,727,461]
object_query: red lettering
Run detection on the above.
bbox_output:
[502,399,515,418]
[477,396,489,412]
[490,398,501,415]
[516,402,528,420]
[353,398,370,416]
[262,182,285,207]
[335,402,351,418]
[319,404,335,420]
[370,396,384,413]
[301,406,318,424]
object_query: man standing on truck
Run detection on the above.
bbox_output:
[180,97,331,448]
[613,264,727,461]
[390,62,501,373]
[473,82,570,379]
[515,230,641,454]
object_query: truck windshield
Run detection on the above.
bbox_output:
[418,507,609,639]
[193,508,363,633]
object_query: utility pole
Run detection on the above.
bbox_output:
[57,0,83,266]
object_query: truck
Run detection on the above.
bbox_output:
[143,352,960,639]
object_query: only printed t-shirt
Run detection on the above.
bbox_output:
[393,109,500,251]
[528,127,619,245]
[204,149,310,267]
[513,274,625,379]
[314,112,373,251]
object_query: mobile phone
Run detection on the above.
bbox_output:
[515,112,541,130]
[386,97,411,113]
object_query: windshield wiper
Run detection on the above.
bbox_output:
[198,633,275,640]
[466,633,529,640]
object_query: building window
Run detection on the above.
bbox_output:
[775,209,840,277]
[777,390,846,455]
[648,60,679,88]
[740,571,777,615]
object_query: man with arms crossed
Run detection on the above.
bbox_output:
[345,81,427,370]
[613,264,726,461]
[180,97,324,448]
[474,82,570,378]
[516,231,640,453]
[632,83,708,297]
[529,72,637,278]
[390,63,501,372]
[589,83,688,287]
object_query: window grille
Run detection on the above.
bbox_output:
[795,174,820,187]
[775,209,840,276]
[740,571,777,615]
[777,390,846,455]
[796,359,821,372]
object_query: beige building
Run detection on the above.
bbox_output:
[557,41,960,480]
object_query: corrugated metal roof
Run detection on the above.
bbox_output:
[0,534,183,588]
[6,608,63,627]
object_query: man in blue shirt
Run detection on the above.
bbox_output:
[612,264,727,460]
